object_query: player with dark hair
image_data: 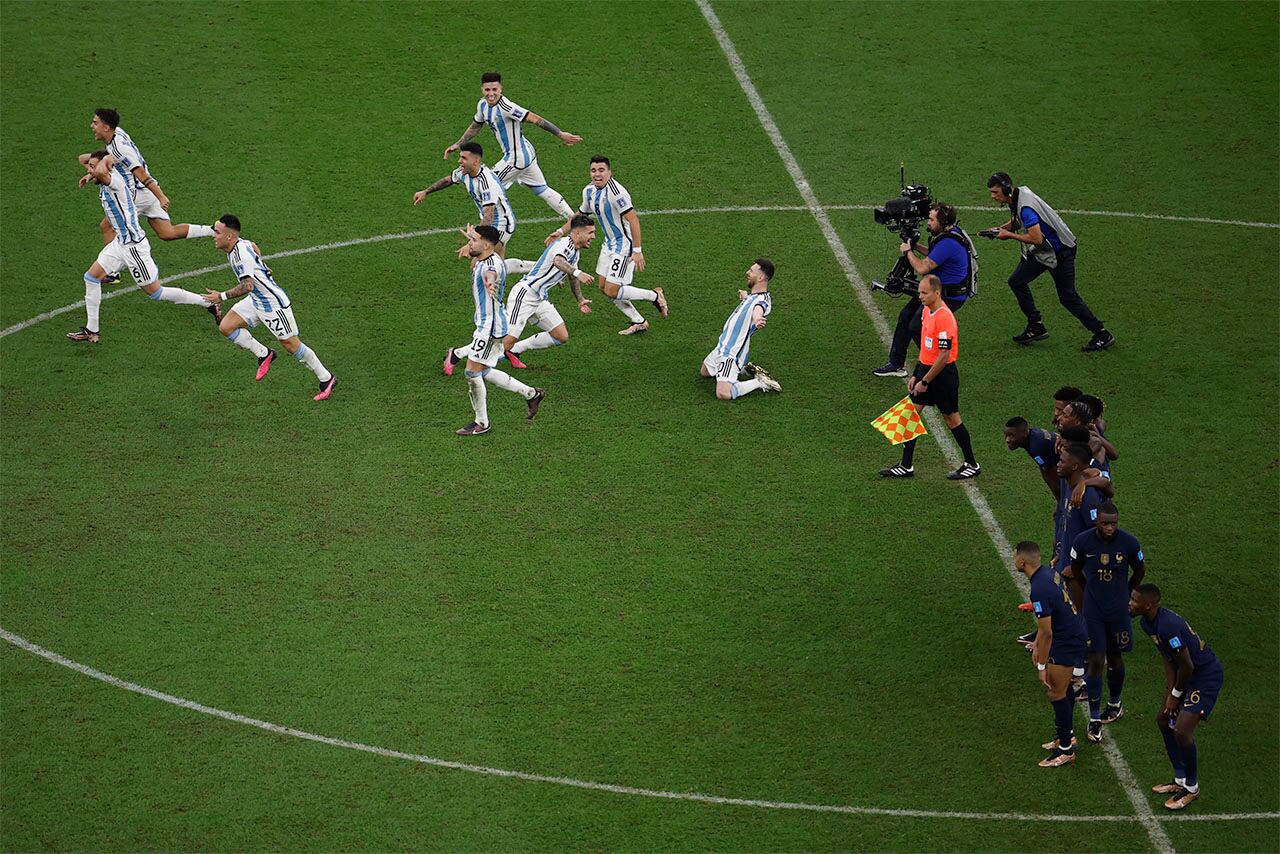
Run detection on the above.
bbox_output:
[1129,584,1224,810]
[700,259,779,399]
[1015,540,1087,767]
[1053,443,1104,590]
[1004,416,1059,498]
[1069,500,1145,742]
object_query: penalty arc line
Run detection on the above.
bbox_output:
[694,1,1189,851]
[1,626,1275,826]
[3,204,1275,341]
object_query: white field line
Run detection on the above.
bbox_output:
[2,626,1275,826]
[3,203,1275,341]
[694,0,1185,849]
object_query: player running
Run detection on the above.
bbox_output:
[444,72,582,220]
[699,259,779,400]
[202,214,337,401]
[1130,583,1224,810]
[500,214,596,365]
[1069,500,1145,743]
[453,225,545,436]
[67,150,218,343]
[414,142,526,264]
[549,156,666,335]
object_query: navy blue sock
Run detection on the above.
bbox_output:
[1106,661,1125,706]
[1086,673,1103,720]
[1182,739,1198,789]
[1160,721,1185,780]
[1051,696,1075,749]
[901,438,917,468]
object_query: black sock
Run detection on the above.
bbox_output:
[901,438,917,468]
[1052,696,1075,749]
[950,423,976,465]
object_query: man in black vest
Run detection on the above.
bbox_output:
[873,203,975,377]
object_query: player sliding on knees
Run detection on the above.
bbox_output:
[67,150,219,343]
[202,215,337,401]
[699,259,780,399]
[454,225,545,436]
[547,156,665,335]
[445,72,582,220]
[501,214,597,366]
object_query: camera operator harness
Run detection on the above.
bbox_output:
[871,180,978,300]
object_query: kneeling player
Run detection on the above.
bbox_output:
[203,215,337,401]
[699,259,780,400]
[503,214,596,364]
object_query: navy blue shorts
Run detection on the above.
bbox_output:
[1048,641,1087,669]
[1084,609,1134,654]
[1181,668,1224,720]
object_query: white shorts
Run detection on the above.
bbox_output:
[506,284,565,338]
[230,297,300,341]
[596,248,635,286]
[494,156,549,191]
[466,330,506,368]
[96,238,159,286]
[703,346,746,382]
[132,185,169,221]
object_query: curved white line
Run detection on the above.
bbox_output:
[2,626,1275,826]
[4,204,1276,341]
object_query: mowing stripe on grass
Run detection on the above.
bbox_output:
[693,1,1179,849]
[2,626,1276,825]
[4,206,1274,341]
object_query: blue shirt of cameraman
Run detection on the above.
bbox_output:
[1020,206,1063,253]
[927,231,969,300]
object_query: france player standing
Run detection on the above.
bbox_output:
[1052,444,1104,588]
[453,225,545,436]
[202,215,337,401]
[1016,540,1088,767]
[67,150,218,343]
[549,156,667,335]
[1004,417,1060,499]
[1130,584,1224,810]
[699,259,779,400]
[443,72,581,220]
[1069,500,1146,743]
[502,214,597,364]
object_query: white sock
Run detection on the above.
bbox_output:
[150,286,207,306]
[226,328,268,358]
[612,298,644,323]
[84,274,102,332]
[484,367,535,399]
[465,372,488,425]
[183,223,215,239]
[505,257,534,276]
[511,331,560,354]
[294,342,332,382]
[617,285,657,302]
[732,379,763,399]
[534,186,573,219]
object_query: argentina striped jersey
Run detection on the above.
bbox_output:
[107,127,152,192]
[98,171,146,245]
[471,254,508,338]
[519,236,580,299]
[451,165,515,235]
[228,239,291,312]
[717,292,772,359]
[580,179,634,254]
[474,97,534,168]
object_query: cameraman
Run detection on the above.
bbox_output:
[872,203,975,378]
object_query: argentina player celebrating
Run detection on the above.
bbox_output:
[444,72,581,220]
[415,142,528,268]
[67,150,218,343]
[699,259,780,400]
[202,215,337,401]
[502,214,597,364]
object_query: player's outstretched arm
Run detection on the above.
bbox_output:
[443,121,484,160]
[524,111,582,146]
[622,209,645,271]
[414,175,454,205]
[751,305,767,330]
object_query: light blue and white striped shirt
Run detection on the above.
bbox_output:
[717,291,772,360]
[452,165,515,236]
[471,253,508,338]
[580,179,634,255]
[474,97,534,168]
[107,127,152,192]
[519,236,580,300]
[98,171,146,245]
[228,239,291,312]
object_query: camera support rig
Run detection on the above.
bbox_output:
[871,164,932,297]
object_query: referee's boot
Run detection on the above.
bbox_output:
[946,462,981,480]
[878,463,914,478]
[1013,321,1049,345]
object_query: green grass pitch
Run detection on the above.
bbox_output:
[2,1,1277,850]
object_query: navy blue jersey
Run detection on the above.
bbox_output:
[1025,427,1058,471]
[1140,607,1222,675]
[1029,565,1088,646]
[1053,482,1103,571]
[1070,528,1144,617]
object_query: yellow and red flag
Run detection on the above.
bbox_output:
[871,396,928,445]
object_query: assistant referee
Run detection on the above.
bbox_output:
[879,275,981,480]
